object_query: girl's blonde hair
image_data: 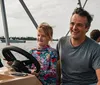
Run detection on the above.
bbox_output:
[37,22,53,41]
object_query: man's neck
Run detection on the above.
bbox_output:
[70,36,86,47]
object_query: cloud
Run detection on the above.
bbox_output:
[0,0,100,39]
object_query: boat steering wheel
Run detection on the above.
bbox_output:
[2,46,40,73]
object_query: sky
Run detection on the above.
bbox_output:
[0,0,100,39]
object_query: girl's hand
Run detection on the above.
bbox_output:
[31,70,39,76]
[3,59,13,66]
[7,61,13,66]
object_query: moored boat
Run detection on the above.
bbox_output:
[1,39,26,43]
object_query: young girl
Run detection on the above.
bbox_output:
[30,22,58,85]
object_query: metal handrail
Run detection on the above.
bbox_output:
[0,0,38,45]
[0,0,10,45]
[19,0,38,28]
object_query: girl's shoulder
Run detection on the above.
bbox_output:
[48,47,56,52]
[29,48,37,53]
[30,48,37,51]
[47,47,57,56]
[48,47,58,58]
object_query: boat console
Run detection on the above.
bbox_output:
[0,46,42,85]
[0,67,42,85]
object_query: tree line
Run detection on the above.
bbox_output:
[0,36,36,40]
[0,36,58,41]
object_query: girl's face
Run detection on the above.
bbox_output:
[37,28,50,48]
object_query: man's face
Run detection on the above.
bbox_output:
[70,14,89,40]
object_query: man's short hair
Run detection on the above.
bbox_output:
[72,8,93,27]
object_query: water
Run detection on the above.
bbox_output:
[0,40,58,66]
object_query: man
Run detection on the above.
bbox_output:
[57,8,100,85]
[90,29,100,43]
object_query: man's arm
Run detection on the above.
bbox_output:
[96,69,100,85]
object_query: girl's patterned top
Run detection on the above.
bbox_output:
[29,45,58,85]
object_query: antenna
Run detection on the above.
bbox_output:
[83,0,88,9]
[77,0,82,8]
[77,0,88,9]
